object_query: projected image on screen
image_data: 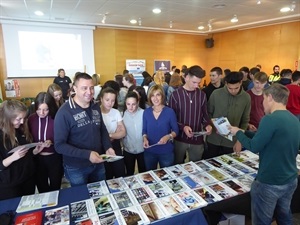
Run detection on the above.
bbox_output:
[18,31,83,70]
[2,23,95,78]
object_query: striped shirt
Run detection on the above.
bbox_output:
[169,86,210,145]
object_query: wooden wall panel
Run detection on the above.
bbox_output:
[0,21,299,99]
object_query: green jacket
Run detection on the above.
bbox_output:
[207,85,251,147]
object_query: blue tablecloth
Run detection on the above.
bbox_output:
[0,184,208,225]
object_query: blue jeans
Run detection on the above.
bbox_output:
[64,163,106,187]
[251,178,297,225]
[144,151,174,171]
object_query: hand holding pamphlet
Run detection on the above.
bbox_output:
[101,154,124,162]
[192,131,208,137]
[8,142,40,154]
[211,117,233,141]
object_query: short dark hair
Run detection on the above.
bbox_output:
[171,66,176,70]
[250,67,260,75]
[224,69,231,76]
[187,65,206,79]
[280,69,292,78]
[99,87,117,99]
[210,67,223,75]
[224,71,243,84]
[102,80,120,94]
[273,65,280,70]
[239,66,250,74]
[73,73,92,86]
[174,68,180,74]
[292,71,300,82]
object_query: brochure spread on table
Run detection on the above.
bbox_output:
[16,190,59,213]
[211,117,233,141]
[13,150,259,224]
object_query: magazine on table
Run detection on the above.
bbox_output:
[177,190,208,209]
[87,180,110,198]
[141,200,168,222]
[15,211,43,225]
[16,190,59,213]
[147,181,174,199]
[106,177,128,193]
[228,150,259,162]
[157,194,189,217]
[44,205,70,225]
[74,215,100,225]
[205,158,223,168]
[180,175,205,189]
[206,168,231,181]
[194,186,223,204]
[241,159,259,170]
[236,174,255,189]
[70,199,98,223]
[115,205,150,225]
[217,165,245,178]
[165,165,187,178]
[193,171,218,185]
[164,178,189,193]
[208,182,238,199]
[215,155,236,166]
[223,178,250,194]
[211,117,233,141]
[194,160,214,171]
[131,186,156,204]
[180,161,203,174]
[92,194,118,215]
[230,161,256,174]
[112,190,138,209]
[98,211,117,225]
[136,171,160,185]
[152,168,175,181]
[123,175,143,189]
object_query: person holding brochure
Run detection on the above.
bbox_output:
[99,87,126,179]
[0,100,44,200]
[54,73,115,187]
[229,83,300,225]
[205,71,250,159]
[169,65,212,163]
[143,85,179,170]
[28,92,63,193]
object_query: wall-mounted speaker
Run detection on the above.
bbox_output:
[205,38,214,48]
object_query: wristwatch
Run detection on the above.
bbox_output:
[169,134,173,141]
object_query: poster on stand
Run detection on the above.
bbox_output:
[126,59,146,85]
[154,60,171,73]
[4,79,20,98]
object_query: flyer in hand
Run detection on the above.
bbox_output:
[211,117,233,141]
[101,154,124,162]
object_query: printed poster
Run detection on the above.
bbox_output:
[4,79,21,98]
[154,60,171,73]
[126,59,146,86]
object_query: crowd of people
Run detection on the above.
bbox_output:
[0,65,300,224]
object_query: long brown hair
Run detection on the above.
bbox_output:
[0,100,32,150]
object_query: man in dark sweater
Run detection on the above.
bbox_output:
[202,66,224,101]
[169,65,212,163]
[54,73,115,186]
[229,83,300,225]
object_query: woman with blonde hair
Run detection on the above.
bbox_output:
[92,73,101,100]
[148,70,169,103]
[0,100,44,200]
[142,85,178,170]
[47,83,64,108]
